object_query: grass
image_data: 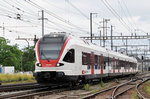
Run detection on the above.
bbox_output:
[0,73,35,84]
[132,92,138,99]
[82,80,115,98]
[84,84,91,91]
[144,80,150,95]
[100,80,105,87]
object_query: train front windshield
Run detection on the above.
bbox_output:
[39,37,65,60]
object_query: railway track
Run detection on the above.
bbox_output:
[80,79,136,99]
[80,75,150,99]
[111,79,134,99]
[113,77,150,99]
[0,73,149,99]
[0,83,83,99]
[136,77,150,99]
[110,78,141,99]
[0,82,49,92]
[0,87,67,99]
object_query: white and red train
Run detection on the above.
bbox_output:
[34,33,138,84]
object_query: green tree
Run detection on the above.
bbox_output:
[0,37,22,71]
[22,46,35,71]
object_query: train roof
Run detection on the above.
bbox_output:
[41,33,137,63]
[68,34,137,63]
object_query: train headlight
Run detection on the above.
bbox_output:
[37,63,42,67]
[56,63,60,67]
[56,63,64,67]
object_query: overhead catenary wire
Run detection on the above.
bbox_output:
[13,0,38,14]
[101,0,133,33]
[2,0,40,19]
[25,0,89,34]
[117,0,136,31]
[103,0,132,32]
[1,0,97,36]
[121,0,138,29]
[66,0,99,26]
[0,1,72,33]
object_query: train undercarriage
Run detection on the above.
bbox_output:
[34,71,137,86]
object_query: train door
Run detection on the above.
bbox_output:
[100,55,103,74]
[113,57,115,73]
[90,52,95,74]
[118,58,120,73]
[125,60,126,72]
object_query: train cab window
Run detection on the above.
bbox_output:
[63,49,75,63]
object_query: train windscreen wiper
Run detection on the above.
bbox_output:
[41,50,50,62]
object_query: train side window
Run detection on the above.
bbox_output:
[87,53,91,69]
[104,62,106,69]
[98,56,100,69]
[82,52,88,65]
[63,49,75,63]
[118,59,121,69]
[115,59,118,69]
[103,56,108,70]
[95,55,98,69]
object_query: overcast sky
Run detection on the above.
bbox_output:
[0,0,150,50]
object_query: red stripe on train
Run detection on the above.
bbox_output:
[100,55,103,74]
[91,52,95,75]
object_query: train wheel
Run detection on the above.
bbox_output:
[76,76,83,86]
[69,81,76,89]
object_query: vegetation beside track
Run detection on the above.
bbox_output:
[144,80,150,95]
[132,91,138,99]
[0,37,35,71]
[0,74,35,84]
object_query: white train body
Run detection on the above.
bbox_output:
[34,33,138,84]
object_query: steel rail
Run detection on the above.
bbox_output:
[114,86,135,99]
[80,75,144,99]
[136,78,150,99]
[111,79,133,99]
[0,87,49,99]
[0,82,48,92]
[80,79,133,99]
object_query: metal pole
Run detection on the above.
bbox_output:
[100,30,101,46]
[90,13,92,43]
[25,39,29,49]
[111,25,113,50]
[21,55,23,72]
[3,23,5,38]
[34,35,37,47]
[103,18,105,47]
[126,38,128,55]
[115,46,117,52]
[42,10,44,37]
[105,20,108,39]
[142,56,144,72]
[149,39,150,51]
